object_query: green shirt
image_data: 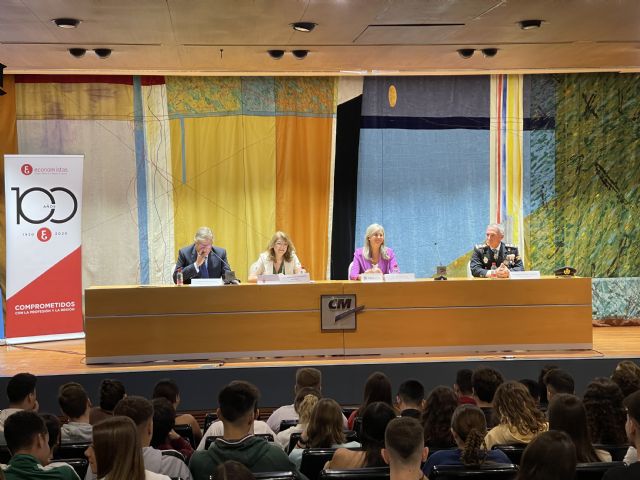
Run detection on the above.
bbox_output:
[1,454,79,480]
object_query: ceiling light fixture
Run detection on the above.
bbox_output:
[482,48,498,57]
[93,48,112,59]
[68,48,87,58]
[267,49,285,59]
[53,18,81,28]
[457,48,475,59]
[291,22,317,32]
[292,49,309,59]
[519,19,543,30]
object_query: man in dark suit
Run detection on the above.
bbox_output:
[470,223,524,278]
[173,226,231,284]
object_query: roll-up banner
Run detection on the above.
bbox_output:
[4,155,84,343]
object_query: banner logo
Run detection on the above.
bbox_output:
[37,227,52,242]
[11,186,78,224]
[21,164,33,175]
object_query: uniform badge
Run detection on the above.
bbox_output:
[483,256,489,264]
[506,254,515,265]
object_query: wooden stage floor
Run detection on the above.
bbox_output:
[2,326,640,378]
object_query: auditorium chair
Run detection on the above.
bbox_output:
[162,449,187,463]
[574,461,625,480]
[430,463,519,479]
[53,442,91,460]
[204,412,218,431]
[289,431,359,455]
[254,472,297,480]
[205,433,275,450]
[64,458,89,478]
[593,444,632,462]
[300,448,339,480]
[491,444,527,464]
[173,424,195,448]
[0,445,11,463]
[352,417,363,438]
[279,419,298,432]
[319,467,390,480]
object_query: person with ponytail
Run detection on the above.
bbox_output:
[275,388,320,450]
[422,405,511,478]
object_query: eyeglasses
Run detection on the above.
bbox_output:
[274,242,288,247]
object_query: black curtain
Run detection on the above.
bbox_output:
[330,95,362,279]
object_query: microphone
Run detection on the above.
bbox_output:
[210,250,240,284]
[434,242,443,267]
[433,242,447,281]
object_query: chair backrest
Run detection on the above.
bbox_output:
[319,467,390,480]
[491,444,527,465]
[173,423,195,448]
[300,448,339,480]
[289,431,359,455]
[430,463,519,480]
[0,445,11,463]
[162,449,187,463]
[204,412,218,431]
[62,458,90,478]
[575,461,625,480]
[279,419,298,432]
[352,417,363,438]
[206,434,274,451]
[593,444,632,462]
[347,261,354,279]
[53,442,91,460]
[253,472,297,480]
[466,260,472,278]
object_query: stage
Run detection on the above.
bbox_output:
[1,326,639,416]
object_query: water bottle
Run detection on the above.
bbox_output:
[176,267,183,285]
[490,262,497,279]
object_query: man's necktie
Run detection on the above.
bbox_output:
[200,259,209,278]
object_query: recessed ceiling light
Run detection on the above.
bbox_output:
[93,48,112,59]
[68,48,86,58]
[482,48,498,57]
[267,49,285,59]
[292,49,309,59]
[53,18,81,29]
[291,22,316,32]
[519,19,543,30]
[457,48,475,59]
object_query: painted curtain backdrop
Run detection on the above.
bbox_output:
[167,76,335,282]
[356,76,491,279]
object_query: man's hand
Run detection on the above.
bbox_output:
[196,248,208,267]
[496,263,510,278]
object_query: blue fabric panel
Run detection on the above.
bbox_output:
[361,76,490,118]
[529,130,556,212]
[355,129,490,278]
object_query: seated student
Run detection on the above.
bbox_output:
[604,390,640,479]
[396,380,425,419]
[275,388,320,450]
[58,383,93,444]
[536,364,558,410]
[1,410,78,480]
[188,381,306,480]
[543,368,574,402]
[421,386,457,450]
[611,360,640,398]
[548,393,611,462]
[382,417,428,480]
[86,416,170,480]
[518,379,541,407]
[347,371,393,430]
[516,431,576,480]
[327,402,397,469]
[288,398,360,467]
[471,367,504,429]
[0,373,38,433]
[152,379,203,445]
[197,406,276,451]
[89,379,125,425]
[151,398,194,462]
[114,396,191,480]
[422,404,510,479]
[453,369,476,406]
[484,381,547,449]
[583,377,628,445]
[248,232,304,282]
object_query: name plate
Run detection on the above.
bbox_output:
[510,271,541,280]
[190,278,224,286]
[360,273,384,283]
[383,273,416,282]
[257,274,281,284]
[278,273,311,284]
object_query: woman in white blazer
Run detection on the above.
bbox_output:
[248,231,303,282]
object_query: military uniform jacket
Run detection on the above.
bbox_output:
[470,242,524,278]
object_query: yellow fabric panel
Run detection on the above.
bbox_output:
[15,82,133,120]
[0,75,18,310]
[170,116,276,282]
[276,116,333,280]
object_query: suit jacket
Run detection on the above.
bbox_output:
[470,241,524,278]
[173,244,231,284]
[249,252,302,277]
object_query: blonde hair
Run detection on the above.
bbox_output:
[92,416,145,480]
[306,398,345,447]
[194,226,214,243]
[266,231,296,262]
[295,389,321,425]
[494,381,546,437]
[362,223,389,261]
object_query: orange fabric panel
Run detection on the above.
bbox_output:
[0,75,19,309]
[276,116,333,280]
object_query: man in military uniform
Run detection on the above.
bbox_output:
[470,223,524,278]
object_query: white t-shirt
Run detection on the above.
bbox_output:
[196,421,278,450]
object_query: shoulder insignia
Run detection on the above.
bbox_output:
[475,244,486,250]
